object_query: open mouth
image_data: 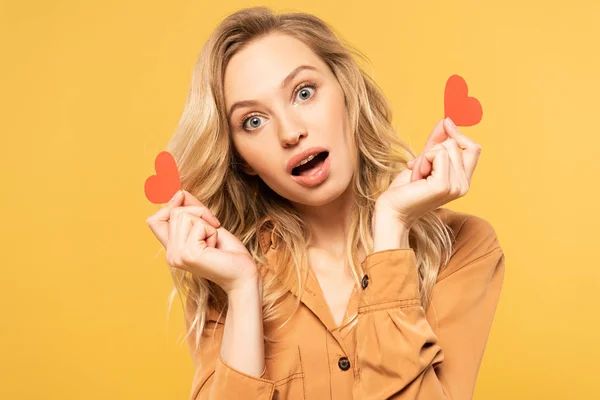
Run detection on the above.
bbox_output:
[291,151,329,176]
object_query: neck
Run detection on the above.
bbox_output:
[292,183,355,258]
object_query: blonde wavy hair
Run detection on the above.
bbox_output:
[164,6,455,352]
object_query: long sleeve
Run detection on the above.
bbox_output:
[185,304,277,400]
[354,223,505,399]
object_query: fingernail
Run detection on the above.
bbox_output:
[407,159,415,167]
[446,117,456,128]
[170,190,183,202]
[418,156,425,173]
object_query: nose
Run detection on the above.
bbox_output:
[278,111,307,148]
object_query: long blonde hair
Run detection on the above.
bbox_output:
[164,6,455,352]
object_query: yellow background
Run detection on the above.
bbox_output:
[1,0,598,398]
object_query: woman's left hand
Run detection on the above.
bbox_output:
[375,118,482,228]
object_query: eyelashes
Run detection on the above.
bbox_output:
[238,81,319,132]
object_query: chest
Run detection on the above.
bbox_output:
[308,258,357,327]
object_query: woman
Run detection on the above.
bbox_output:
[146,6,505,400]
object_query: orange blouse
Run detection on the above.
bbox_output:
[187,207,506,399]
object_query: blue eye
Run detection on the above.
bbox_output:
[239,82,318,132]
[294,83,316,103]
[241,114,265,131]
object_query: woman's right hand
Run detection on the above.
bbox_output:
[146,189,260,294]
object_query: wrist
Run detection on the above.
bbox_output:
[373,211,411,252]
[221,275,266,379]
[226,277,261,305]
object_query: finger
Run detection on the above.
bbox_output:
[169,210,197,257]
[146,190,185,248]
[206,227,218,248]
[422,146,463,199]
[443,118,482,182]
[441,139,469,193]
[409,153,431,182]
[443,118,477,149]
[410,119,449,182]
[424,147,458,200]
[181,190,221,228]
[181,219,219,276]
[422,119,449,154]
[413,142,446,181]
[184,220,229,284]
[445,150,463,197]
[201,218,218,249]
[421,146,450,186]
[410,155,423,182]
[188,218,218,251]
[441,139,465,176]
[175,205,220,229]
[168,207,219,254]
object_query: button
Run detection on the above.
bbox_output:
[338,356,351,371]
[361,274,369,289]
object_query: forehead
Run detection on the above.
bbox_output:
[224,34,324,105]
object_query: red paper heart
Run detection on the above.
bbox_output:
[144,151,182,204]
[444,75,483,127]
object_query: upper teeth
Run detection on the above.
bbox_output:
[295,154,317,168]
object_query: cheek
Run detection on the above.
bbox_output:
[235,138,279,175]
[234,138,259,165]
[309,93,347,135]
[324,91,355,163]
[319,91,350,150]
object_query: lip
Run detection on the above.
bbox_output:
[290,153,331,188]
[286,146,329,175]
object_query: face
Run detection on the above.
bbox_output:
[223,33,356,206]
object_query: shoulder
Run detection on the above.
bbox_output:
[434,207,501,252]
[434,207,504,281]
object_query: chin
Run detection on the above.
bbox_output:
[261,162,354,206]
[288,179,352,206]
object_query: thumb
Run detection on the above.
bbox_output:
[181,190,203,207]
[410,119,448,182]
[146,189,185,248]
[188,218,219,251]
[154,189,185,221]
[410,156,425,182]
[186,220,230,273]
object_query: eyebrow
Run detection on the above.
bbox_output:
[227,65,318,120]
